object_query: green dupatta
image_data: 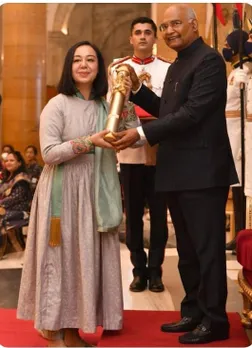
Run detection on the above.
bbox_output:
[94,98,123,232]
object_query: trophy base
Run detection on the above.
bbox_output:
[104,132,116,143]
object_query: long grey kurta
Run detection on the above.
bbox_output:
[17,94,123,333]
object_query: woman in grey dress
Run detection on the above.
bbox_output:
[17,41,139,347]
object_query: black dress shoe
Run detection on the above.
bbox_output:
[161,317,200,333]
[129,276,147,292]
[226,238,236,250]
[179,324,229,344]
[149,276,164,292]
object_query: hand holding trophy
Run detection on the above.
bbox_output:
[104,65,130,143]
[104,64,140,143]
[118,63,141,92]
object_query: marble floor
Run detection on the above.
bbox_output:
[0,244,243,312]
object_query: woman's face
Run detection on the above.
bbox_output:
[2,146,12,154]
[72,45,98,88]
[25,147,36,162]
[5,153,21,173]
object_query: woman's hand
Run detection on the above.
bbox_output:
[90,130,114,149]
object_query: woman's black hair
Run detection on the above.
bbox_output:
[57,41,108,98]
[2,144,14,153]
[25,145,38,156]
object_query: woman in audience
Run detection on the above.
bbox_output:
[0,151,32,258]
[24,145,43,194]
[0,144,15,180]
[2,144,14,154]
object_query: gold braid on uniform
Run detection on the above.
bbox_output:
[138,72,152,90]
[156,55,173,64]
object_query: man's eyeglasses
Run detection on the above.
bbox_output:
[159,20,183,32]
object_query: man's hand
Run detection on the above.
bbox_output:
[112,128,140,151]
[116,64,141,92]
[90,130,114,149]
[123,76,133,103]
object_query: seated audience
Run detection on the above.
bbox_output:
[0,151,32,258]
[24,145,43,194]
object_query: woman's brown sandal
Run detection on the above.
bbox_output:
[38,329,66,347]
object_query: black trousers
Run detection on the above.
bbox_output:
[120,164,168,278]
[166,187,229,328]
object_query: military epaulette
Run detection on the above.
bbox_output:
[108,56,131,76]
[156,55,173,64]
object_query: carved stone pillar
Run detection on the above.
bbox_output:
[47,31,67,87]
[1,4,46,154]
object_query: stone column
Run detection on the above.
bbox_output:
[1,4,46,155]
[47,31,67,87]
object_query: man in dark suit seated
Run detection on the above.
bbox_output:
[112,4,238,345]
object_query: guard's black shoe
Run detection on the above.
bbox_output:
[161,317,200,333]
[226,239,236,250]
[178,324,229,344]
[149,276,164,292]
[129,276,147,292]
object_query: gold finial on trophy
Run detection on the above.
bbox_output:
[104,65,130,143]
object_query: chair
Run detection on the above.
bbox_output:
[0,218,29,259]
[237,229,252,328]
[226,189,235,242]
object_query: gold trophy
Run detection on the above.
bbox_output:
[104,65,130,142]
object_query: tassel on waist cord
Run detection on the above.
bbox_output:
[49,217,61,247]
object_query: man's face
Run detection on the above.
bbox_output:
[160,7,198,52]
[25,147,36,162]
[130,23,156,55]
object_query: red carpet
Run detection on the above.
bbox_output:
[0,309,249,347]
[0,309,101,347]
[99,310,250,347]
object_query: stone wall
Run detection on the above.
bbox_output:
[46,3,252,87]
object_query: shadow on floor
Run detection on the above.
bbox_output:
[0,269,22,308]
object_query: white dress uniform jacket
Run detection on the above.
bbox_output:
[226,61,252,192]
[245,63,252,197]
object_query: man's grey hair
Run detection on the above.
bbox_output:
[187,7,197,20]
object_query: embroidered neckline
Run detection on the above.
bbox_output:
[132,55,155,65]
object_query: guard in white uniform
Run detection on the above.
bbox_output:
[244,33,252,228]
[108,17,171,292]
[222,29,252,249]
